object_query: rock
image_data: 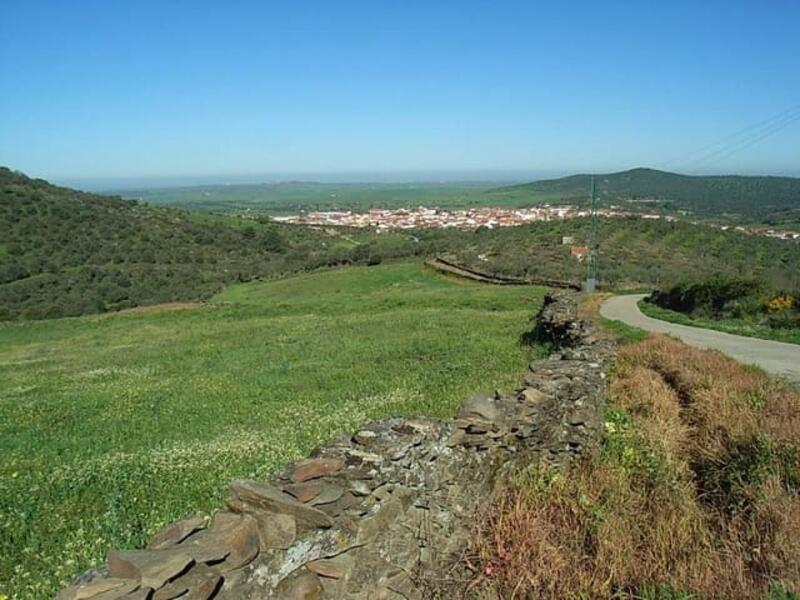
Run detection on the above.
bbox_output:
[357,497,405,544]
[349,480,371,496]
[353,430,378,446]
[227,480,334,530]
[213,518,260,572]
[291,458,344,482]
[275,570,323,600]
[185,575,223,600]
[250,511,296,549]
[283,481,323,503]
[308,483,343,506]
[148,513,207,550]
[107,549,194,590]
[518,387,548,405]
[305,552,354,579]
[344,449,383,466]
[316,491,360,518]
[446,429,490,448]
[56,578,139,600]
[457,392,498,422]
[123,590,153,600]
[177,512,259,570]
[384,569,422,599]
[151,564,221,600]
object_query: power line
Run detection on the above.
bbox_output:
[661,103,800,173]
[689,110,800,172]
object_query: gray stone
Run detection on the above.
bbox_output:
[457,392,498,422]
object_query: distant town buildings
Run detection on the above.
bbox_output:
[271,204,800,242]
[273,205,630,230]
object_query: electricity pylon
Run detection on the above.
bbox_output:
[585,176,598,292]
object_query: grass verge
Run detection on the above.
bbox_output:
[0,263,548,599]
[473,334,800,599]
[639,300,800,345]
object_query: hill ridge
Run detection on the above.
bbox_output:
[491,167,800,223]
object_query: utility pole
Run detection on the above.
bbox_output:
[585,175,598,292]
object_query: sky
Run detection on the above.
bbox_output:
[1,0,798,188]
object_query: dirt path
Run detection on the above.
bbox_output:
[600,294,800,382]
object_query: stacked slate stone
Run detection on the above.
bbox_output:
[57,291,614,600]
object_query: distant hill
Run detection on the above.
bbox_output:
[491,168,800,224]
[0,168,394,320]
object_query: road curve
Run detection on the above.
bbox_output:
[600,294,800,382]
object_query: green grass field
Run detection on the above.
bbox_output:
[120,181,555,215]
[0,263,547,599]
[638,300,800,345]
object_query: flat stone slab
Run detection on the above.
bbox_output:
[107,548,194,590]
[148,513,207,550]
[291,458,344,482]
[228,480,334,529]
[56,578,139,600]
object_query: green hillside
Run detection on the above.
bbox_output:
[492,167,800,224]
[0,167,419,320]
[0,263,547,599]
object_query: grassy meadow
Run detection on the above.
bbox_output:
[640,300,800,345]
[120,181,525,215]
[0,263,547,599]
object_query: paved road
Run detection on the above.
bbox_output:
[600,294,800,382]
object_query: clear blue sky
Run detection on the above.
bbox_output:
[1,0,798,186]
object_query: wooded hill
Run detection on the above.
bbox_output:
[492,167,800,224]
[0,167,416,320]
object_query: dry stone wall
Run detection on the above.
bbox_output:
[58,291,614,600]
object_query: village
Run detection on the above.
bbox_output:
[272,205,636,229]
[272,204,800,241]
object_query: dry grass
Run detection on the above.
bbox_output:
[578,292,612,320]
[473,334,800,599]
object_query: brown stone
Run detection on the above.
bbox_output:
[385,569,422,600]
[283,481,323,503]
[185,576,223,600]
[173,512,259,572]
[518,387,548,405]
[308,483,343,506]
[316,491,360,517]
[446,429,490,448]
[344,449,383,466]
[148,513,207,550]
[275,570,323,600]
[305,553,354,579]
[352,430,378,445]
[56,578,139,600]
[151,564,221,600]
[357,497,405,544]
[124,590,153,600]
[227,480,334,529]
[290,458,344,482]
[457,392,498,422]
[107,549,194,590]
[250,511,296,549]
